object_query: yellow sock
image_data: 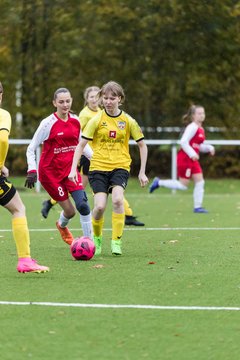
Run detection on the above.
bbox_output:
[12,217,31,258]
[112,212,125,241]
[123,197,133,216]
[50,198,57,206]
[92,216,104,237]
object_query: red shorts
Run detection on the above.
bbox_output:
[177,153,202,179]
[41,173,83,202]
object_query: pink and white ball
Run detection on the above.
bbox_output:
[70,236,95,261]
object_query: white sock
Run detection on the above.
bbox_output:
[158,179,187,190]
[193,180,205,208]
[58,211,70,228]
[80,213,93,239]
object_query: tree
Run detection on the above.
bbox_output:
[1,0,240,138]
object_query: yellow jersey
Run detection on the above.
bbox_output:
[82,109,144,172]
[79,106,101,152]
[0,108,11,170]
[79,106,101,131]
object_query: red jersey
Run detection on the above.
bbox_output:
[176,122,214,179]
[27,112,82,184]
[178,123,205,161]
[188,127,205,154]
[177,122,205,178]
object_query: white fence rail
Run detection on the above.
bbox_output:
[9,139,240,192]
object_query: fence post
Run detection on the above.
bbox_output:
[171,144,177,194]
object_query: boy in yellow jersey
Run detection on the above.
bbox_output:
[41,86,145,226]
[0,82,49,273]
[69,81,148,255]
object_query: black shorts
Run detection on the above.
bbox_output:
[88,169,129,194]
[0,176,17,206]
[78,155,90,176]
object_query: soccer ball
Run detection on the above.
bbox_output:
[70,236,95,261]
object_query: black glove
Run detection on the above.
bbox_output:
[25,171,37,189]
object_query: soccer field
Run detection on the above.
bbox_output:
[1,179,240,360]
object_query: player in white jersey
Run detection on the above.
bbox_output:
[25,88,93,245]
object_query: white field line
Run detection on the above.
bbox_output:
[0,301,240,311]
[21,192,240,197]
[1,227,240,233]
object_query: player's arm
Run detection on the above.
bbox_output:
[25,132,41,188]
[199,143,215,155]
[69,137,89,184]
[26,118,52,171]
[69,114,98,183]
[129,116,149,187]
[26,127,44,171]
[77,120,93,161]
[0,129,9,171]
[25,119,50,188]
[180,123,199,159]
[82,142,93,160]
[0,109,11,174]
[136,139,149,187]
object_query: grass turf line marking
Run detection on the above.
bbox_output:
[0,301,240,311]
[1,227,240,232]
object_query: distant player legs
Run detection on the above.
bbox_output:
[178,177,190,188]
[192,173,205,209]
[111,186,125,249]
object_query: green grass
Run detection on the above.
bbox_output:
[1,178,240,359]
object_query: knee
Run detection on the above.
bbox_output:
[20,202,26,214]
[77,201,90,216]
[66,209,76,218]
[112,196,123,209]
[63,205,76,218]
[195,179,205,187]
[94,203,105,216]
[12,202,26,217]
[194,179,205,191]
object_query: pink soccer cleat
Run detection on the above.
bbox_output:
[17,258,49,273]
[56,221,74,245]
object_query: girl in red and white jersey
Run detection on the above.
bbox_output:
[149,105,215,213]
[25,88,93,244]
